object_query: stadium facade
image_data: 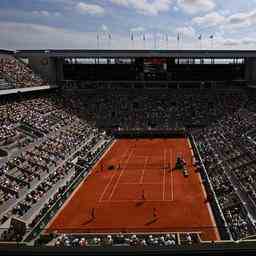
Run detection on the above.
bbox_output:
[11,49,256,85]
[1,49,256,256]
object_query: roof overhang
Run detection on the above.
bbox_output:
[14,50,256,59]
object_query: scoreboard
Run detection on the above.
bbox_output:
[143,58,168,80]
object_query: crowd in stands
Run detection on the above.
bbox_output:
[28,163,84,230]
[0,54,47,89]
[0,92,110,242]
[63,88,256,242]
[53,232,199,247]
[194,102,256,240]
[64,89,246,129]
[28,137,108,231]
[0,77,12,90]
[11,162,74,218]
[2,48,256,248]
[0,134,110,241]
[1,84,256,245]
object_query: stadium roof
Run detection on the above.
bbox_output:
[0,49,16,55]
[14,49,256,59]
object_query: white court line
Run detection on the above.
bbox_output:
[187,138,195,166]
[107,149,134,201]
[119,182,162,185]
[163,149,166,200]
[98,171,116,203]
[170,148,174,201]
[139,156,149,184]
[47,139,117,228]
[98,147,130,203]
[187,139,192,149]
[197,171,221,240]
[101,199,174,203]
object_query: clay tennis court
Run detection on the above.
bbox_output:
[47,138,220,241]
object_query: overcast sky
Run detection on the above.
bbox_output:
[1,0,256,50]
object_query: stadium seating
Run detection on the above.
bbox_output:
[0,93,111,243]
[194,107,256,240]
[1,80,256,246]
[0,55,47,89]
[52,232,200,247]
[64,89,246,129]
[0,77,12,90]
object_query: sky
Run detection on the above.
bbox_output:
[1,0,256,50]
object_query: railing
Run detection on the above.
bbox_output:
[23,139,114,242]
[189,134,232,241]
[0,70,16,86]
[113,128,186,139]
[2,239,256,256]
[61,80,247,90]
[2,225,256,244]
[0,71,15,89]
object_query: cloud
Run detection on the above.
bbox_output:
[192,9,256,30]
[192,12,225,27]
[53,12,62,17]
[0,21,139,50]
[0,21,97,49]
[176,26,196,38]
[0,21,180,50]
[110,0,129,6]
[226,9,256,29]
[208,36,256,48]
[32,10,61,17]
[242,38,256,45]
[101,24,109,31]
[173,6,179,12]
[0,20,256,51]
[32,10,50,16]
[75,2,105,16]
[222,39,239,46]
[110,0,173,16]
[130,26,145,32]
[0,8,62,19]
[177,0,216,14]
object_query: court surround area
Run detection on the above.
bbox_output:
[47,138,219,241]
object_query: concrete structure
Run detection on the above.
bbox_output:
[13,49,256,58]
[1,49,255,84]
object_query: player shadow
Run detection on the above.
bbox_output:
[135,201,145,207]
[145,218,159,226]
[82,218,95,225]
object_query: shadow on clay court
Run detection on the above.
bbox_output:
[135,201,145,207]
[82,218,95,225]
[145,218,159,226]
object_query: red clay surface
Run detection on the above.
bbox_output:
[47,138,220,241]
